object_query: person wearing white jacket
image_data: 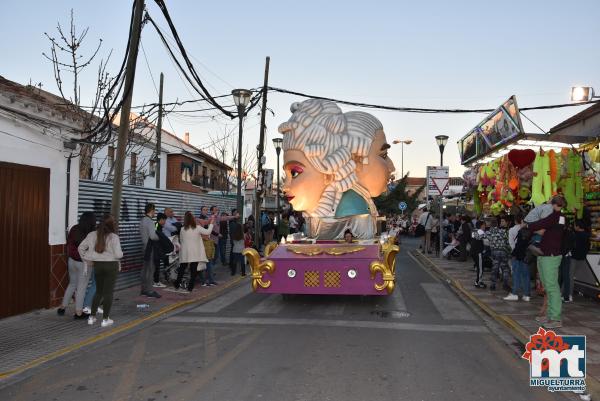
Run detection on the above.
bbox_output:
[78,215,123,328]
[171,211,214,293]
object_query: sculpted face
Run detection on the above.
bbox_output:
[282,149,328,213]
[356,130,395,197]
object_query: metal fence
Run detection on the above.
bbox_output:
[77,180,236,290]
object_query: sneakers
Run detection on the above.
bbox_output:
[83,306,103,314]
[503,293,519,301]
[522,296,531,302]
[73,313,89,320]
[153,282,167,288]
[201,283,209,287]
[178,288,191,294]
[88,316,97,325]
[57,308,65,316]
[101,318,114,328]
[209,282,218,286]
[563,296,573,303]
[535,316,548,324]
[474,281,487,289]
[143,291,162,298]
[543,320,563,329]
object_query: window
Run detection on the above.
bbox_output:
[149,159,156,177]
[129,153,138,185]
[107,146,115,168]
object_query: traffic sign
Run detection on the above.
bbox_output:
[398,201,407,211]
[426,166,450,197]
[431,177,450,195]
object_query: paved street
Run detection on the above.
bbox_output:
[0,239,572,401]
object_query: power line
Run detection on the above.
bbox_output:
[267,86,600,114]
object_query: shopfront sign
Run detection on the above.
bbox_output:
[458,96,524,165]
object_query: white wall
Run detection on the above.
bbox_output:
[0,116,79,245]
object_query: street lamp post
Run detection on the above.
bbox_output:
[232,89,252,221]
[392,139,412,178]
[272,137,283,229]
[434,135,449,258]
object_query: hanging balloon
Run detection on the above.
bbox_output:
[508,149,536,169]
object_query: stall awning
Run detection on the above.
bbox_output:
[548,102,600,144]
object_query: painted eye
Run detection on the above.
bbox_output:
[380,152,388,160]
[290,166,303,178]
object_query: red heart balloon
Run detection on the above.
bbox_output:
[508,149,536,169]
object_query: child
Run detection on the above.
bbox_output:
[472,221,487,288]
[524,202,553,252]
[488,217,511,291]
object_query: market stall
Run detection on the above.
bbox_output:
[458,96,600,299]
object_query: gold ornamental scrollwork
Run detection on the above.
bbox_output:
[242,248,275,291]
[286,245,366,256]
[369,243,399,294]
[264,241,278,257]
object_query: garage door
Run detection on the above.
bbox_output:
[0,162,50,318]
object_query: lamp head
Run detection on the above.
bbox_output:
[435,135,449,149]
[231,89,253,109]
[570,86,593,102]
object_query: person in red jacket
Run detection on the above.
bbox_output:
[527,195,567,329]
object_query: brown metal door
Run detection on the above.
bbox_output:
[0,162,50,318]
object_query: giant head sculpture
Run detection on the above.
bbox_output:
[278,99,395,220]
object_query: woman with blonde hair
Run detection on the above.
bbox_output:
[78,214,123,328]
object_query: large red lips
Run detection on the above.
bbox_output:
[285,195,295,202]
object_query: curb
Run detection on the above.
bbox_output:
[0,275,245,380]
[409,250,600,399]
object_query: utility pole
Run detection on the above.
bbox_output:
[255,56,270,244]
[111,0,145,225]
[155,72,164,189]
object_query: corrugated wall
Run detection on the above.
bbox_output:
[77,180,236,290]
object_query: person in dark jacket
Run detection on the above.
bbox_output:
[151,213,174,287]
[505,225,531,301]
[472,221,486,288]
[458,215,472,262]
[564,220,591,302]
[527,195,566,329]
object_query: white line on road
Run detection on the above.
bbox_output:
[190,284,251,313]
[421,282,477,320]
[163,316,488,333]
[248,295,287,314]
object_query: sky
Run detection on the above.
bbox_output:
[1,0,599,179]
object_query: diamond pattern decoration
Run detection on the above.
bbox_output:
[304,271,319,287]
[323,271,341,288]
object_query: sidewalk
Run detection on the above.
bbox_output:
[0,263,246,380]
[411,250,600,395]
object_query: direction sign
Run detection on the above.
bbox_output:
[398,201,407,211]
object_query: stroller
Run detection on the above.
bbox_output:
[442,237,461,259]
[164,235,191,289]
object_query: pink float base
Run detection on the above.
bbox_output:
[256,244,390,296]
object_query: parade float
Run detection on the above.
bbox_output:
[243,99,399,295]
[458,96,600,299]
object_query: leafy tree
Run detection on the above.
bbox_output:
[374,173,424,215]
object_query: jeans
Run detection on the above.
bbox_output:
[491,250,510,287]
[230,253,245,276]
[511,259,530,297]
[83,267,96,309]
[204,261,216,284]
[218,237,228,265]
[473,252,483,284]
[141,249,155,293]
[61,258,89,312]
[92,261,119,319]
[154,255,170,283]
[538,256,562,321]
[559,256,574,299]
[175,262,198,290]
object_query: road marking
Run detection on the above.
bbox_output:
[421,282,477,320]
[391,286,407,311]
[190,283,251,313]
[248,294,286,314]
[164,316,487,333]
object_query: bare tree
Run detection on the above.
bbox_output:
[42,9,117,180]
